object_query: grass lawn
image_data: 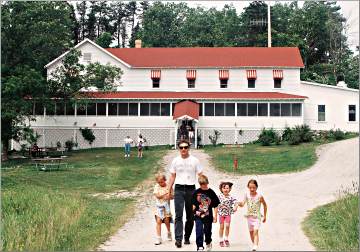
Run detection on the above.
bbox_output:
[302,188,359,251]
[203,142,318,174]
[1,147,168,251]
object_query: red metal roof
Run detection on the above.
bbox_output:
[105,47,304,68]
[79,91,307,100]
[173,100,199,120]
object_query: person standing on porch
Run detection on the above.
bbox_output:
[167,139,203,248]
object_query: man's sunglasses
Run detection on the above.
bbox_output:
[179,146,189,150]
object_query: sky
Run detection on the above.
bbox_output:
[169,0,359,52]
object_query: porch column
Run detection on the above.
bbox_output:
[195,123,198,149]
[174,120,178,149]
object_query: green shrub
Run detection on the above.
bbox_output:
[288,130,302,145]
[79,127,96,146]
[208,130,221,146]
[258,128,280,146]
[332,129,345,140]
[282,126,293,142]
[65,139,76,151]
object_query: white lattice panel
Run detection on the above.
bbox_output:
[107,129,139,147]
[138,129,171,146]
[44,129,74,148]
[76,129,106,148]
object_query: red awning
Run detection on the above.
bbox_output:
[219,70,229,80]
[151,69,161,79]
[173,100,199,121]
[186,70,196,80]
[273,69,283,79]
[246,70,257,79]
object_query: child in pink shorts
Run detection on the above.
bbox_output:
[238,179,267,251]
[217,182,238,247]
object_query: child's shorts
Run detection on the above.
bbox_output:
[219,215,231,224]
[247,216,261,231]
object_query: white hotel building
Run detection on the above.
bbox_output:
[24,39,359,149]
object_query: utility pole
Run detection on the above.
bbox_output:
[267,1,271,47]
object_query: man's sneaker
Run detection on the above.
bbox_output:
[154,237,162,245]
[124,154,127,157]
[184,239,190,245]
[175,240,182,248]
[219,241,225,247]
[252,245,258,251]
[167,232,172,241]
[224,240,230,247]
[206,243,212,251]
[197,247,204,251]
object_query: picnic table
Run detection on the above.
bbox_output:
[32,157,68,171]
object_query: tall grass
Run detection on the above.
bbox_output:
[1,147,166,251]
[302,183,359,251]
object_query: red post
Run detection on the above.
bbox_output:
[233,157,238,171]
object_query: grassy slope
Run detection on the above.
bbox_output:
[1,147,167,251]
[302,192,359,251]
[203,143,317,174]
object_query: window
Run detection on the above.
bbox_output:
[161,103,170,116]
[150,103,160,116]
[248,103,257,116]
[204,103,214,116]
[274,79,282,88]
[270,103,280,116]
[188,79,195,88]
[140,103,150,116]
[215,103,225,116]
[108,103,118,115]
[349,105,356,121]
[237,103,247,116]
[248,79,256,88]
[34,102,44,116]
[46,103,55,116]
[258,103,268,116]
[152,78,160,88]
[126,103,137,116]
[65,101,75,116]
[77,104,86,116]
[172,103,175,116]
[292,103,302,116]
[225,103,235,116]
[83,53,92,62]
[318,105,326,121]
[97,103,106,116]
[118,103,128,116]
[56,101,65,115]
[87,103,96,116]
[281,103,291,116]
[220,79,228,88]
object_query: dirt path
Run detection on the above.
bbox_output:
[98,138,359,251]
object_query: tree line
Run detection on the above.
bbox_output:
[1,1,358,160]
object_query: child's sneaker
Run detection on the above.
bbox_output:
[154,237,162,245]
[167,232,172,241]
[252,245,258,251]
[206,243,212,251]
[224,240,230,247]
[219,241,225,247]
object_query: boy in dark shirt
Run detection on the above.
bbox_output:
[192,174,220,251]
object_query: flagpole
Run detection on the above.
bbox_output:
[267,1,271,47]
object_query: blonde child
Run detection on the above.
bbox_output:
[217,182,238,247]
[238,179,267,251]
[153,173,173,245]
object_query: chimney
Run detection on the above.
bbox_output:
[135,39,142,48]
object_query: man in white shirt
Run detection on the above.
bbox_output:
[168,139,203,248]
